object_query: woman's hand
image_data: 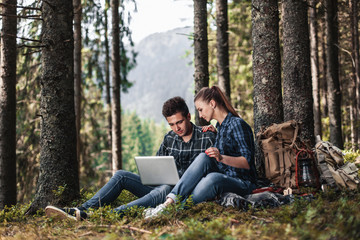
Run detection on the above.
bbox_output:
[205,147,223,162]
[202,125,217,133]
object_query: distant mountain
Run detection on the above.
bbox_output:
[121,27,195,123]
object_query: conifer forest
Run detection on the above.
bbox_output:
[0,0,360,239]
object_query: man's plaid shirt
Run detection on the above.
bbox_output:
[157,123,216,177]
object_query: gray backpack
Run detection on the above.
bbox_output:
[315,136,360,190]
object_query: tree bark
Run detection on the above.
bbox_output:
[104,0,112,169]
[350,0,359,150]
[194,0,209,126]
[73,0,82,175]
[216,0,230,100]
[319,14,328,118]
[309,0,322,139]
[0,0,17,209]
[252,0,283,177]
[111,0,122,172]
[282,0,315,146]
[26,0,79,214]
[325,0,343,148]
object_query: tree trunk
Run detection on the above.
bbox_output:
[319,15,328,118]
[309,0,322,139]
[325,0,343,148]
[194,0,209,126]
[350,0,359,150]
[105,0,112,169]
[73,0,82,175]
[282,0,315,146]
[0,0,17,209]
[216,0,230,100]
[26,0,79,214]
[111,0,122,172]
[252,0,283,178]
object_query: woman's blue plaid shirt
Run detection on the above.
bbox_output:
[214,112,257,183]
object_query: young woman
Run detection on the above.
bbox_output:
[145,86,257,218]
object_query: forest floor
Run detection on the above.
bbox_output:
[0,188,360,240]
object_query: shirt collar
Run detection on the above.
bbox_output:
[174,122,196,143]
[216,112,234,129]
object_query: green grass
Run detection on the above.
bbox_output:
[1,189,360,239]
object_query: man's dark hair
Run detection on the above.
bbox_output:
[162,96,189,118]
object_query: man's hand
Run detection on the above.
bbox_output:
[205,147,223,162]
[202,125,217,133]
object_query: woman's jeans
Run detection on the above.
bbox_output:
[81,170,172,214]
[167,153,256,205]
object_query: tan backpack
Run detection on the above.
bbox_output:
[315,137,360,190]
[257,120,300,190]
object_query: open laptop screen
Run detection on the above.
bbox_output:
[134,156,180,185]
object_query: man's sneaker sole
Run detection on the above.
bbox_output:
[45,206,78,221]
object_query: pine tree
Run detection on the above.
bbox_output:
[216,0,230,99]
[0,0,17,209]
[325,0,343,148]
[26,0,79,214]
[194,0,209,126]
[282,0,315,146]
[252,0,283,176]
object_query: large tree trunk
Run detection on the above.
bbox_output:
[350,0,359,150]
[111,0,122,172]
[216,0,230,100]
[325,0,343,148]
[0,0,17,209]
[282,0,315,146]
[73,0,82,175]
[309,0,322,139]
[104,0,112,169]
[26,0,79,214]
[194,0,209,126]
[252,0,283,178]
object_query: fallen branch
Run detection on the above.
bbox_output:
[251,215,274,223]
[83,224,152,234]
[121,225,152,234]
[78,231,94,237]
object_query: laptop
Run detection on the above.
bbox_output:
[134,156,180,185]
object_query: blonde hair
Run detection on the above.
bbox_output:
[194,86,239,118]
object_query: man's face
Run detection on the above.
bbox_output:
[166,112,192,138]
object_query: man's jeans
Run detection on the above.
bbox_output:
[167,153,256,205]
[81,170,172,214]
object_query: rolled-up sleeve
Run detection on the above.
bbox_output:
[231,121,252,164]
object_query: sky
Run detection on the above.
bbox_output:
[125,0,194,43]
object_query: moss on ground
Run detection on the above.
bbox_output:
[1,189,360,239]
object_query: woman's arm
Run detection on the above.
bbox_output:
[205,147,250,169]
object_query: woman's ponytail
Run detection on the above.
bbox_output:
[212,86,240,118]
[194,85,240,118]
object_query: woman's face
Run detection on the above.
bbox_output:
[195,99,215,122]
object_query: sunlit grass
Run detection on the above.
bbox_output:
[1,188,360,239]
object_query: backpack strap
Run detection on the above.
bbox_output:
[289,121,300,149]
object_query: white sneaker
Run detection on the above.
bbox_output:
[144,203,166,219]
[143,207,155,218]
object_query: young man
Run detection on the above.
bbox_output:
[45,96,216,221]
